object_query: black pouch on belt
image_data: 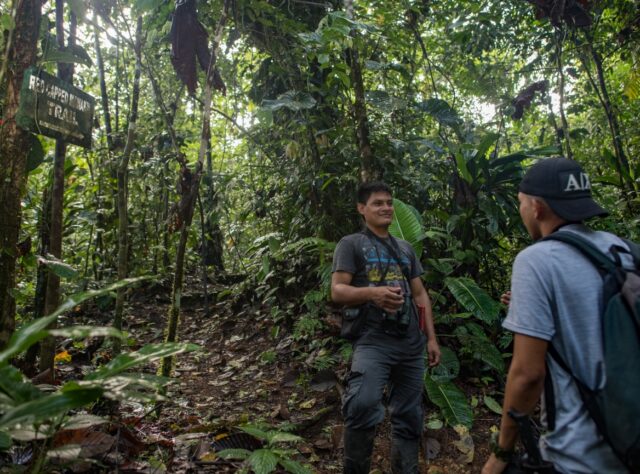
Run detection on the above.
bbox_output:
[340,305,368,340]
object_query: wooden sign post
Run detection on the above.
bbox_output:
[16,67,95,148]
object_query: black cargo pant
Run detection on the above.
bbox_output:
[343,342,425,440]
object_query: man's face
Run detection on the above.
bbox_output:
[518,192,541,240]
[358,191,394,228]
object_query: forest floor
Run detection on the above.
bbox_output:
[31,277,501,473]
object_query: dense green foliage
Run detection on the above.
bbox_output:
[1,0,639,464]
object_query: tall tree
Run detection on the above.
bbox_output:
[161,0,229,376]
[0,0,42,348]
[40,0,76,374]
[344,0,377,182]
[113,15,142,353]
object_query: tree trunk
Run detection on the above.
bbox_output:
[40,3,76,374]
[584,31,634,193]
[113,16,142,354]
[0,0,42,348]
[554,29,573,160]
[160,1,229,376]
[94,11,114,154]
[197,192,209,315]
[344,0,377,182]
[24,187,51,373]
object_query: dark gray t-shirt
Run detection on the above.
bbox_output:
[504,224,631,473]
[332,231,426,353]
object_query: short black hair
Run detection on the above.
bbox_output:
[357,181,392,204]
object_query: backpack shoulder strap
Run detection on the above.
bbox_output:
[542,231,617,274]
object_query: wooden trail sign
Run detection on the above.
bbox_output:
[16,67,95,148]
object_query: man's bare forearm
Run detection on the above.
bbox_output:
[331,283,375,306]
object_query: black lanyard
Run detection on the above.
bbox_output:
[362,229,412,288]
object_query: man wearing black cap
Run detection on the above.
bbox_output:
[482,157,631,474]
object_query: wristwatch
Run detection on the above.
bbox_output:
[490,431,515,463]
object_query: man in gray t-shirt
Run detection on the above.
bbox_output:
[482,157,629,474]
[332,182,440,474]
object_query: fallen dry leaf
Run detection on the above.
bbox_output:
[452,425,474,464]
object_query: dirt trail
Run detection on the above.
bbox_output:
[49,280,497,472]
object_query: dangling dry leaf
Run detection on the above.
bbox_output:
[512,80,548,120]
[170,0,225,95]
[524,0,592,28]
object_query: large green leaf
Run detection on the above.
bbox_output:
[424,376,472,428]
[0,387,103,430]
[74,374,170,403]
[389,198,426,257]
[444,277,500,324]
[49,326,124,340]
[429,346,459,382]
[484,395,503,415]
[454,151,473,183]
[262,91,316,112]
[239,425,269,441]
[454,322,505,374]
[248,449,279,474]
[217,448,252,460]
[416,98,462,127]
[37,255,78,280]
[365,91,407,113]
[0,277,150,366]
[268,432,303,445]
[474,132,500,160]
[0,365,42,404]
[41,42,93,67]
[86,343,199,380]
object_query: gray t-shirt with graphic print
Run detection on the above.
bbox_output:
[332,231,426,354]
[504,224,631,474]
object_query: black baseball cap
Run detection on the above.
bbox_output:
[518,157,609,221]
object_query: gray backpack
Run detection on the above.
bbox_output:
[542,231,640,472]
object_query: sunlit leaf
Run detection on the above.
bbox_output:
[262,91,316,112]
[268,432,303,445]
[49,326,124,340]
[0,277,150,366]
[0,387,103,429]
[444,277,500,324]
[248,449,279,474]
[62,414,108,430]
[416,98,462,127]
[86,343,199,380]
[239,425,269,441]
[217,448,252,460]
[389,198,425,257]
[42,43,93,67]
[38,255,78,280]
[484,395,503,415]
[424,376,472,428]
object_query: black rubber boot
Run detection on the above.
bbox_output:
[343,427,376,474]
[390,436,420,474]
